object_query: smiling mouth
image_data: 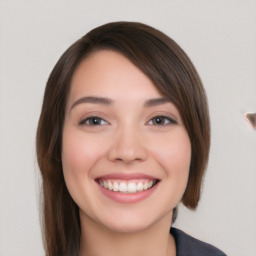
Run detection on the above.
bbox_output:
[97,179,158,193]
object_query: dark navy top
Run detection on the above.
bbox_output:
[170,228,227,256]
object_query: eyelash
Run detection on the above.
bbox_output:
[146,115,177,126]
[79,115,177,126]
[79,116,108,126]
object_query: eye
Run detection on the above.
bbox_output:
[147,115,177,126]
[79,116,108,126]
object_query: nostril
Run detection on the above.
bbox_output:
[108,145,148,163]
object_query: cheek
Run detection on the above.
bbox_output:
[153,132,191,172]
[62,128,105,173]
[61,127,106,199]
[151,131,191,196]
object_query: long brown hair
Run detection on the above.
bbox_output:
[36,21,210,256]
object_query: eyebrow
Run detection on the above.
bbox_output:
[144,97,171,107]
[70,96,171,111]
[70,96,113,110]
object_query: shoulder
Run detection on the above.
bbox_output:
[170,227,227,256]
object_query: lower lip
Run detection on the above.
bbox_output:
[96,182,159,204]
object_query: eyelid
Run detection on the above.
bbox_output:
[78,115,109,126]
[146,113,178,126]
[77,111,178,126]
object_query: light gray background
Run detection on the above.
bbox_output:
[0,1,256,255]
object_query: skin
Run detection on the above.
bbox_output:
[62,50,191,256]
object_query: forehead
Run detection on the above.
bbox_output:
[68,50,163,103]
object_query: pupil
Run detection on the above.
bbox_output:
[155,117,163,124]
[91,118,99,125]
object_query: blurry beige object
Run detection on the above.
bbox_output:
[245,113,256,129]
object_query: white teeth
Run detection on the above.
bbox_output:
[143,182,149,190]
[107,180,113,190]
[99,179,157,193]
[119,182,127,192]
[136,182,143,191]
[113,181,119,191]
[127,183,137,193]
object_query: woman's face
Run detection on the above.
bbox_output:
[62,50,191,233]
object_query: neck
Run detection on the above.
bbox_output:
[79,211,176,256]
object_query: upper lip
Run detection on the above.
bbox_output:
[95,172,160,181]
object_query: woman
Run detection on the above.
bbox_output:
[36,21,226,256]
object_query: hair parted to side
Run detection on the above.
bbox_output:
[36,21,210,256]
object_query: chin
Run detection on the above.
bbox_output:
[103,219,155,234]
[95,207,172,235]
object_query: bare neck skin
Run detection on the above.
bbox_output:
[79,211,176,256]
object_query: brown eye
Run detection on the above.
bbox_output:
[148,116,177,126]
[79,116,108,126]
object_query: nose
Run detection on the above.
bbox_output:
[107,126,148,164]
